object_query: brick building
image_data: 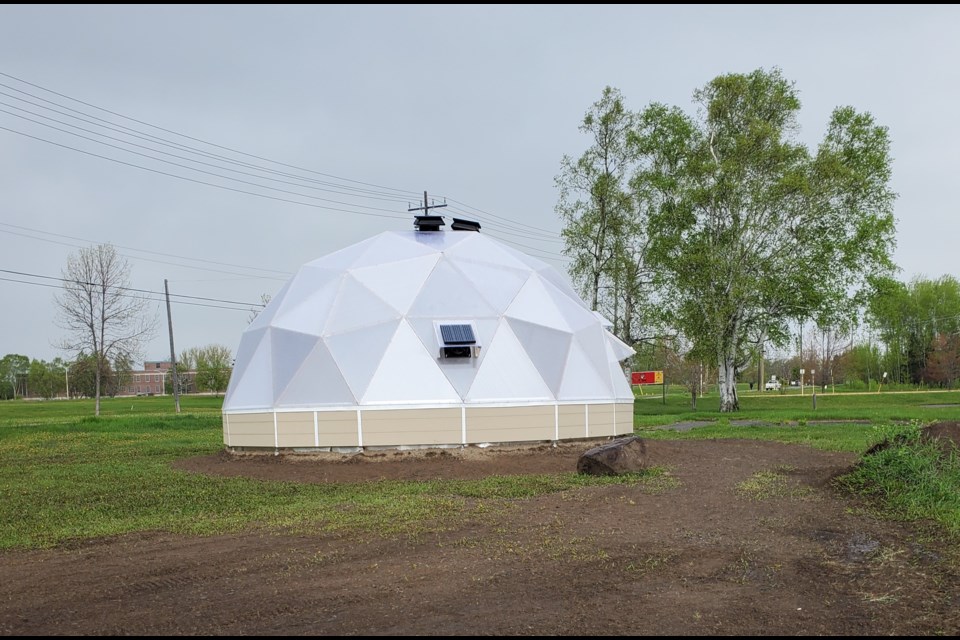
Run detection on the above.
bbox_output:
[119,360,197,396]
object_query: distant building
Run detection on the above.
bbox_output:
[119,360,197,396]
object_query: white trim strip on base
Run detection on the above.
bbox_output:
[585,404,589,438]
[224,412,231,446]
[357,409,363,448]
[461,406,466,445]
[224,399,624,415]
[554,403,559,441]
[314,411,319,448]
[273,412,278,450]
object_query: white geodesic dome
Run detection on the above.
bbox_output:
[222,229,635,449]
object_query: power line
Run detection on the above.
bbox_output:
[0,275,256,312]
[0,71,421,197]
[439,196,561,236]
[0,72,586,267]
[0,112,414,216]
[444,204,565,243]
[0,125,411,221]
[0,74,572,250]
[0,95,414,204]
[479,228,571,261]
[0,227,289,281]
[0,221,291,277]
[0,268,265,308]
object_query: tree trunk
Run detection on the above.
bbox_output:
[718,352,739,412]
[758,341,765,394]
[94,355,101,417]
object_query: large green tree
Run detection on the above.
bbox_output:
[868,275,960,383]
[0,354,30,399]
[556,87,657,349]
[631,68,896,411]
[184,344,233,396]
[27,359,68,399]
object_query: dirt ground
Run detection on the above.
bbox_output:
[2,438,958,636]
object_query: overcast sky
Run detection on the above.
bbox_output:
[1,5,957,365]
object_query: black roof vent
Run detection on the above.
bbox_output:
[414,215,445,232]
[450,218,481,232]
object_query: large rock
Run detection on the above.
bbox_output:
[577,436,647,476]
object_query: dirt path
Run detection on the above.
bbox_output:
[1,439,957,635]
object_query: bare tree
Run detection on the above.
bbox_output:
[55,244,156,415]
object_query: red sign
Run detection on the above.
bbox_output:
[631,371,663,385]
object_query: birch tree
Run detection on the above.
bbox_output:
[633,68,896,411]
[55,244,156,415]
[556,87,636,315]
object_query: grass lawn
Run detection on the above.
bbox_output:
[2,389,959,549]
[0,404,663,550]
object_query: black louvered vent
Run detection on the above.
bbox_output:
[414,215,445,231]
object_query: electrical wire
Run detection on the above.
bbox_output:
[0,275,256,312]
[0,268,264,308]
[0,71,421,198]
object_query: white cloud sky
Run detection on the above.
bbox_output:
[1,5,956,363]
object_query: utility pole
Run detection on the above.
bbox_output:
[408,191,448,216]
[164,279,181,414]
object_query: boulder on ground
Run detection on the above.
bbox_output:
[577,436,647,476]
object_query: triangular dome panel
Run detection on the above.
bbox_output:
[271,271,342,336]
[504,274,572,332]
[466,321,553,402]
[275,340,356,407]
[557,338,615,401]
[269,328,322,402]
[409,229,473,252]
[605,339,635,401]
[606,331,635,362]
[362,320,460,404]
[443,234,531,271]
[407,258,498,318]
[573,323,618,386]
[323,274,401,335]
[406,317,500,398]
[507,318,573,396]
[447,257,530,313]
[324,319,399,401]
[541,278,599,332]
[498,242,551,271]
[225,327,268,404]
[350,232,440,269]
[350,254,440,314]
[536,264,583,305]
[224,329,274,410]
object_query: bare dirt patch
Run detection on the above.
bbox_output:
[2,439,958,636]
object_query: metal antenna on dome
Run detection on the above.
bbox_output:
[409,190,447,231]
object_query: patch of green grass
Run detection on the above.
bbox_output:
[633,389,960,429]
[638,421,888,453]
[0,395,223,426]
[837,425,960,535]
[0,414,670,550]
